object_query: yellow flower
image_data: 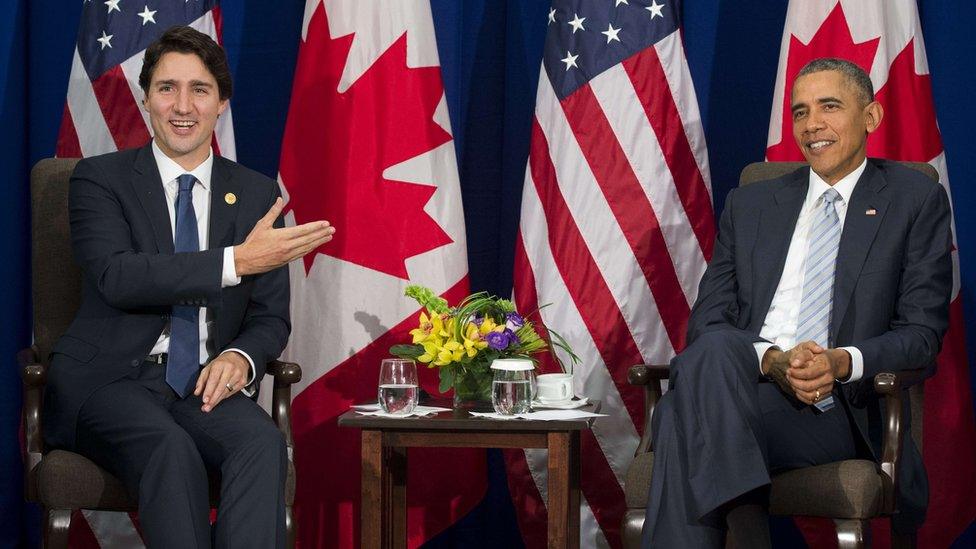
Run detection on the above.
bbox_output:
[462,322,488,358]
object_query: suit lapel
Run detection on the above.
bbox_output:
[208,156,240,250]
[751,169,808,329]
[132,145,174,254]
[831,161,889,343]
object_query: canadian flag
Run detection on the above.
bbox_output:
[767,1,976,546]
[274,1,485,547]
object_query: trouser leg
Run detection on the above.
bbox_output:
[172,392,288,549]
[642,330,857,548]
[75,364,211,548]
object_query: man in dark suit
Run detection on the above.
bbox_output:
[43,26,334,548]
[641,58,952,547]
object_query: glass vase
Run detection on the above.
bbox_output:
[451,365,493,410]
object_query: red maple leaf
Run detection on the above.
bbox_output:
[766,3,880,160]
[866,38,943,161]
[278,5,454,278]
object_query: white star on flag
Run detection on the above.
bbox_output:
[548,7,556,25]
[104,0,120,14]
[568,13,586,33]
[138,5,156,25]
[647,0,665,19]
[615,0,629,5]
[96,30,113,49]
[602,23,621,44]
[561,50,579,70]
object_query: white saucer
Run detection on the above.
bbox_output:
[532,396,589,410]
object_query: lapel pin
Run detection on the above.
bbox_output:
[865,208,877,216]
[224,192,237,205]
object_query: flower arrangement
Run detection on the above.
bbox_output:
[390,285,576,404]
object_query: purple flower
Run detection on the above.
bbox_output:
[486,330,511,350]
[471,314,484,327]
[505,312,525,331]
[504,328,520,345]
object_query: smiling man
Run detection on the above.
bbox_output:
[43,26,334,547]
[641,58,953,547]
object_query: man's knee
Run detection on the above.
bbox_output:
[672,329,757,383]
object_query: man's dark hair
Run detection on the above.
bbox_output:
[795,57,874,106]
[139,26,233,100]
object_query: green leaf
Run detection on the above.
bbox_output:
[389,344,424,359]
[438,367,455,393]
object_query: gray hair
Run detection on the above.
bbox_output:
[795,57,875,106]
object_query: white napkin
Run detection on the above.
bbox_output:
[468,409,607,421]
[353,404,452,418]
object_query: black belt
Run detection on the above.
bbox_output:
[146,353,168,364]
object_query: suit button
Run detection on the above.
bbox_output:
[131,359,140,366]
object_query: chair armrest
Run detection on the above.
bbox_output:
[873,370,925,514]
[19,346,44,501]
[628,364,670,456]
[267,360,302,452]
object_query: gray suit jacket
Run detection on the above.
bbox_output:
[688,158,953,529]
[44,144,291,449]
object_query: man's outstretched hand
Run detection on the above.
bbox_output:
[234,197,335,276]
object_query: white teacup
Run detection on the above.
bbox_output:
[536,373,574,403]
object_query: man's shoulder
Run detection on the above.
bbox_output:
[730,165,806,203]
[869,158,941,194]
[74,147,142,173]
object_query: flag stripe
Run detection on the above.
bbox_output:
[90,65,152,151]
[56,104,83,158]
[588,62,706,309]
[559,83,690,352]
[534,72,673,368]
[64,49,116,157]
[529,118,645,429]
[622,45,714,262]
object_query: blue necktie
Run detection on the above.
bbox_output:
[795,188,841,411]
[167,174,200,397]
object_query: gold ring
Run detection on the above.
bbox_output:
[225,382,235,392]
[814,390,821,401]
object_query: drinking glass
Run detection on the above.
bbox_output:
[378,358,419,415]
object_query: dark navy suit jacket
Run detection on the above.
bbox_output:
[687,159,953,529]
[44,144,291,450]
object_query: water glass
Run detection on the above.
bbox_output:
[491,358,534,415]
[378,358,419,415]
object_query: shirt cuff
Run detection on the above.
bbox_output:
[754,342,778,375]
[221,348,257,396]
[221,247,241,288]
[839,346,863,383]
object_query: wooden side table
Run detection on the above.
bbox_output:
[337,402,600,548]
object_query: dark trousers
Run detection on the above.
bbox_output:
[74,359,287,549]
[642,330,859,548]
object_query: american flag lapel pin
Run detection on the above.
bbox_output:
[865,208,877,216]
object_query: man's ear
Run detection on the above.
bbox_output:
[864,100,884,134]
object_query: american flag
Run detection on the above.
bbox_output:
[509,0,714,546]
[55,1,234,546]
[57,0,235,160]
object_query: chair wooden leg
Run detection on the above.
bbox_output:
[834,519,870,549]
[43,509,71,549]
[286,504,295,549]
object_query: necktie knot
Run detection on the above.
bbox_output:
[177,174,196,194]
[821,188,841,205]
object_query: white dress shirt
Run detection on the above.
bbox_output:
[148,141,257,392]
[754,159,866,383]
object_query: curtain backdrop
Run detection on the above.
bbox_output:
[3,0,973,546]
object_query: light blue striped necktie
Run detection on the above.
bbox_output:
[795,187,841,411]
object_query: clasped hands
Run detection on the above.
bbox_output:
[761,342,851,406]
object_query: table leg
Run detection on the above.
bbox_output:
[548,431,580,548]
[389,446,407,548]
[361,430,385,549]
